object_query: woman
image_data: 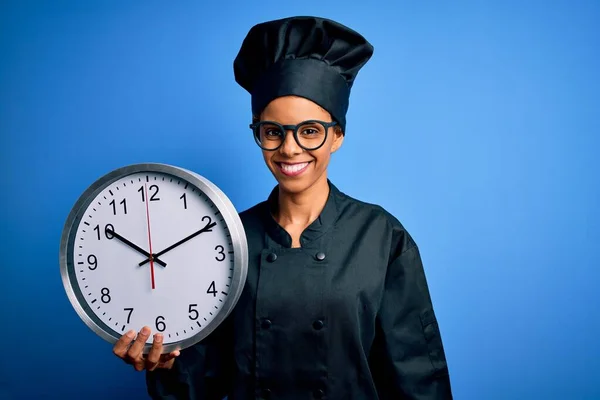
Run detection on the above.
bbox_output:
[113,16,453,399]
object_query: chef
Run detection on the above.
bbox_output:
[113,15,453,400]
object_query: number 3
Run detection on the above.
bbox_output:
[215,245,225,261]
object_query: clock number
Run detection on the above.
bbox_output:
[155,316,166,332]
[138,185,160,202]
[109,198,127,215]
[207,281,217,297]
[202,215,212,225]
[87,254,97,270]
[101,288,111,304]
[180,193,187,209]
[124,308,134,324]
[215,245,225,262]
[94,223,115,240]
[149,185,160,201]
[105,224,115,239]
[188,304,199,320]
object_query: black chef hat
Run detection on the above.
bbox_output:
[233,16,374,133]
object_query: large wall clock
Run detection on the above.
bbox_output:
[59,163,248,353]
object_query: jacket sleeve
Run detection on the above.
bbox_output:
[370,227,453,399]
[145,314,234,400]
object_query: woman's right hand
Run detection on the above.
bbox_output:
[113,326,180,372]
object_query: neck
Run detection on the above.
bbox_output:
[275,176,330,227]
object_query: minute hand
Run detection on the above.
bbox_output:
[138,221,217,266]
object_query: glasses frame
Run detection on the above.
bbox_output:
[249,119,338,151]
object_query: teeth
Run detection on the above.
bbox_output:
[280,162,308,173]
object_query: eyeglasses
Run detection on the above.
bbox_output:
[249,120,337,151]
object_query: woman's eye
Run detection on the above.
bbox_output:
[301,128,318,135]
[265,129,282,137]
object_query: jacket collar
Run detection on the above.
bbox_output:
[263,179,340,248]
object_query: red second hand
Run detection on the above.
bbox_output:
[144,183,156,290]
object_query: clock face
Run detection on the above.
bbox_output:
[60,164,247,353]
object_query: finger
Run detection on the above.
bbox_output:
[159,350,180,364]
[113,330,136,360]
[168,350,181,359]
[127,326,151,371]
[145,334,164,371]
[157,351,180,370]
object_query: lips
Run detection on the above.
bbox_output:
[276,161,311,177]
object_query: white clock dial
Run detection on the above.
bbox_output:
[60,164,247,353]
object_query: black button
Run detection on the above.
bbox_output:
[261,319,272,329]
[314,388,325,399]
[315,252,326,261]
[313,319,324,330]
[266,253,277,262]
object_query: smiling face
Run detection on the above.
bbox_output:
[256,96,344,195]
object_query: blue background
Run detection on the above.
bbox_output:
[1,1,599,399]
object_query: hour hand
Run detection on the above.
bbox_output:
[104,226,167,267]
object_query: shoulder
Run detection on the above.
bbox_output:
[237,200,268,232]
[334,185,417,254]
